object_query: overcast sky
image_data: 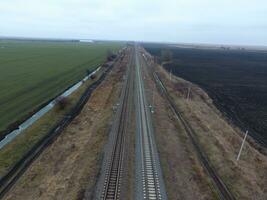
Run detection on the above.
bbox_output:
[1,0,267,46]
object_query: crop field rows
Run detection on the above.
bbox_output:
[143,43,267,147]
[0,40,123,136]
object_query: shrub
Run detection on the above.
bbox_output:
[90,74,96,79]
[55,96,70,110]
[107,49,117,61]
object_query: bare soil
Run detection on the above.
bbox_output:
[156,63,267,200]
[144,43,267,147]
[3,52,128,200]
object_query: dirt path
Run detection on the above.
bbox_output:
[3,51,129,200]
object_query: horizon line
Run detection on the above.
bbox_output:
[1,35,267,49]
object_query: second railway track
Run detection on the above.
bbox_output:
[135,45,167,200]
[97,49,134,200]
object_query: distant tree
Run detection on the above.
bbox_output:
[161,49,173,63]
[106,49,117,61]
[107,49,113,58]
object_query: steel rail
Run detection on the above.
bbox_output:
[100,50,134,200]
[0,57,120,199]
[135,45,167,200]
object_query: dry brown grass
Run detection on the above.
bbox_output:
[140,56,216,200]
[0,77,98,177]
[157,64,267,200]
[3,52,128,200]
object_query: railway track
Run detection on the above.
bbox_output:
[151,69,236,200]
[135,45,167,200]
[97,46,167,200]
[97,50,134,200]
[0,59,118,199]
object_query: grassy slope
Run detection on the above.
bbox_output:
[0,68,102,176]
[0,40,122,133]
[156,65,267,199]
[1,52,125,199]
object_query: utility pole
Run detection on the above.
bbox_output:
[236,130,248,161]
[187,86,191,101]
[169,69,172,81]
[149,83,156,114]
[152,83,155,109]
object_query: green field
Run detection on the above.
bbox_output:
[0,40,123,135]
[0,74,100,176]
